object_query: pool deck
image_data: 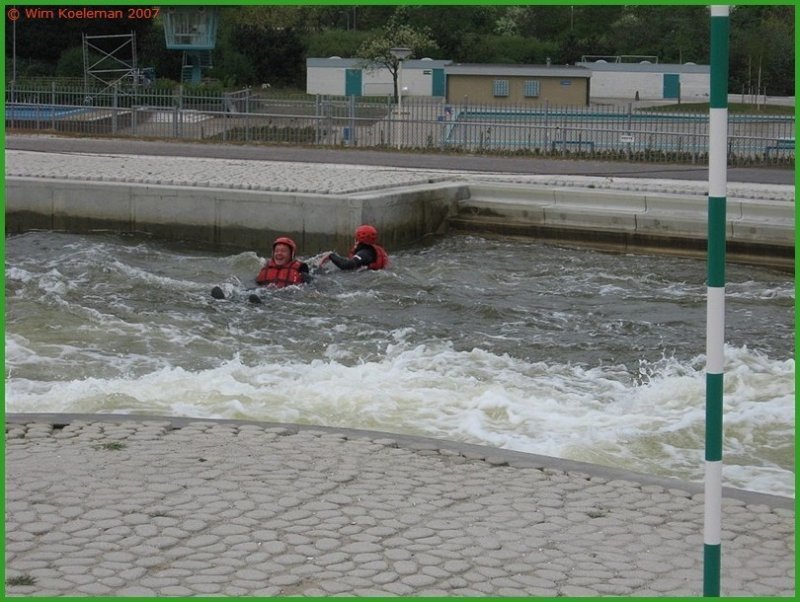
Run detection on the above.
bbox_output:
[3,136,796,596]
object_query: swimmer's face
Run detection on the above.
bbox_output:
[272,243,293,265]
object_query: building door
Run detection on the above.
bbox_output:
[663,73,680,100]
[345,69,362,97]
[432,69,445,97]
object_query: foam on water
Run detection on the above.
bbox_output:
[5,337,794,497]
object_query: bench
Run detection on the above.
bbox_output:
[765,137,794,158]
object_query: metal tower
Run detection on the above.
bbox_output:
[163,7,219,84]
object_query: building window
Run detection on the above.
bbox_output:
[493,79,509,97]
[523,80,540,97]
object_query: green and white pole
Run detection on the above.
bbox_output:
[704,5,729,597]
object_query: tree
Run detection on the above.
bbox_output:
[457,33,557,64]
[730,5,794,96]
[55,46,84,78]
[136,18,182,83]
[305,29,370,59]
[404,5,500,59]
[357,19,437,102]
[210,49,256,88]
[228,23,305,88]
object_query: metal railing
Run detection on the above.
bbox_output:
[5,84,795,166]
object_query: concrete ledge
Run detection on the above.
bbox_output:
[553,187,648,212]
[6,176,466,254]
[455,183,794,268]
[5,175,793,268]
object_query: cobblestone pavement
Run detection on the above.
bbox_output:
[6,133,795,186]
[5,415,794,597]
[4,148,794,201]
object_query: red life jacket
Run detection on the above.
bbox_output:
[349,243,389,270]
[256,259,305,288]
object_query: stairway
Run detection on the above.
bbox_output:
[181,51,213,84]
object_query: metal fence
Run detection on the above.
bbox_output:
[5,83,795,165]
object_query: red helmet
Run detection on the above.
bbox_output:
[272,236,297,259]
[354,224,378,245]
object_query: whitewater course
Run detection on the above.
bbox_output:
[4,135,794,596]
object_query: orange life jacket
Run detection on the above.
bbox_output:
[256,259,305,288]
[349,243,389,270]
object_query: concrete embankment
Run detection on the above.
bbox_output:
[4,147,794,269]
[449,180,794,269]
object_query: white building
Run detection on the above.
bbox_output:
[307,56,712,104]
[575,60,711,102]
[306,57,451,97]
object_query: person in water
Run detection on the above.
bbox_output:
[324,224,389,271]
[211,236,309,301]
[255,236,310,288]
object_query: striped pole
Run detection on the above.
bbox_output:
[704,5,729,597]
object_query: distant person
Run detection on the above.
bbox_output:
[211,236,310,302]
[324,225,389,271]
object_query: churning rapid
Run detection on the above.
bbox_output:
[5,231,795,497]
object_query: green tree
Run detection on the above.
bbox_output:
[357,17,437,102]
[397,5,500,61]
[730,5,794,96]
[305,29,370,59]
[55,46,84,78]
[136,18,183,83]
[210,49,256,88]
[458,34,557,65]
[229,23,305,88]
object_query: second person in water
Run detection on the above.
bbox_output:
[324,224,389,271]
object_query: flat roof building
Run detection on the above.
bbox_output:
[576,60,710,101]
[445,63,591,106]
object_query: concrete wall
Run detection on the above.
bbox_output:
[450,183,794,269]
[6,177,792,269]
[307,67,347,96]
[5,177,467,257]
[360,68,393,97]
[678,73,711,100]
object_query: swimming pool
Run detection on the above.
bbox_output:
[5,103,90,121]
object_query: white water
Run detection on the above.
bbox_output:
[5,232,795,497]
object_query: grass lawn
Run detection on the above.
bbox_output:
[643,102,795,115]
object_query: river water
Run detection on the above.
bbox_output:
[4,231,795,497]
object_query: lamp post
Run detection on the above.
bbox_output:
[390,47,412,112]
[389,47,412,150]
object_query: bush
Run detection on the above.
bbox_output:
[210,50,257,88]
[55,46,84,78]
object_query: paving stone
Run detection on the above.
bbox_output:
[4,417,794,597]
